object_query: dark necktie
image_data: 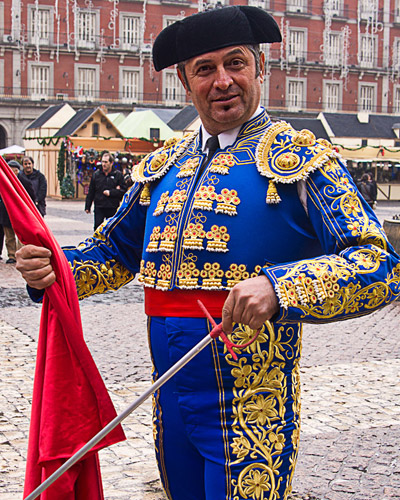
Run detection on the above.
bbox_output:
[198,135,220,178]
[205,135,220,163]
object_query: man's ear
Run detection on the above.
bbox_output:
[177,68,191,95]
[259,51,265,84]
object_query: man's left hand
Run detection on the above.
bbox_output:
[222,275,279,335]
[103,190,110,196]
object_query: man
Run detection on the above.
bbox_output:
[19,156,47,216]
[85,151,127,229]
[16,6,400,500]
[0,160,35,263]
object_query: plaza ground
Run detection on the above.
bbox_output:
[0,199,399,499]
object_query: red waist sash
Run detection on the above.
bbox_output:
[144,288,229,318]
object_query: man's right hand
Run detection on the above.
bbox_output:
[85,209,91,214]
[16,245,56,289]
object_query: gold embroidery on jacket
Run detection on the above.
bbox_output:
[206,225,230,252]
[182,223,206,250]
[200,262,225,289]
[193,185,217,211]
[72,259,134,299]
[138,260,157,286]
[159,225,178,252]
[165,189,187,213]
[177,157,200,178]
[153,191,169,216]
[156,263,172,290]
[177,261,200,288]
[215,188,241,216]
[146,226,161,253]
[209,153,236,175]
[225,263,251,288]
[139,259,262,290]
[274,253,400,317]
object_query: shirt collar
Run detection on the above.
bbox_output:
[201,106,263,152]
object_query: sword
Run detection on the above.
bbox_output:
[23,300,261,500]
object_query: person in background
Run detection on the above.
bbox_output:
[85,151,127,229]
[357,173,375,209]
[0,160,35,263]
[19,156,47,216]
[367,172,378,208]
[0,224,4,261]
[122,159,134,188]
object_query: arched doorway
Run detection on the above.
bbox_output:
[0,125,7,149]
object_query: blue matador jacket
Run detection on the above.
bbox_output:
[64,109,400,324]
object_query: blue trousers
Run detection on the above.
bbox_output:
[148,316,301,500]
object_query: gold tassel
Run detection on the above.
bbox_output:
[140,183,151,206]
[266,180,281,204]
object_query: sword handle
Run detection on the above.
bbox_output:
[197,300,261,361]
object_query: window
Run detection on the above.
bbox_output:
[324,32,341,66]
[359,35,377,68]
[29,7,51,45]
[121,69,140,102]
[359,84,376,112]
[92,123,99,136]
[359,0,378,20]
[248,0,270,8]
[287,29,306,63]
[396,0,400,22]
[0,59,3,93]
[394,87,400,113]
[150,128,160,141]
[393,39,400,67]
[324,0,343,16]
[76,10,96,49]
[287,0,307,13]
[30,64,50,99]
[121,14,141,49]
[76,67,97,100]
[207,0,229,6]
[323,81,342,111]
[164,71,183,105]
[287,79,305,111]
[163,16,182,28]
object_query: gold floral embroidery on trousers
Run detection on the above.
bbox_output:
[226,322,301,500]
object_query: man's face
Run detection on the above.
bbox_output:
[23,158,33,175]
[178,45,264,135]
[102,155,112,174]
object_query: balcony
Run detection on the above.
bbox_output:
[77,39,96,50]
[287,54,306,64]
[160,0,191,5]
[286,0,311,16]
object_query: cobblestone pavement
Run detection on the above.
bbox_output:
[1,200,400,500]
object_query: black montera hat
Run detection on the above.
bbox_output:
[152,6,282,71]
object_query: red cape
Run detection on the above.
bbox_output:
[0,158,126,499]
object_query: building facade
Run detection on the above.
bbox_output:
[1,0,400,147]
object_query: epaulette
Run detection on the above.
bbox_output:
[131,132,199,206]
[131,131,199,184]
[256,121,338,204]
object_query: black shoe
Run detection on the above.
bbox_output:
[6,258,16,264]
